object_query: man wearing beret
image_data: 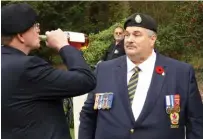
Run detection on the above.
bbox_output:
[79,13,203,139]
[1,3,96,139]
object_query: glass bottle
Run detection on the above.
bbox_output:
[39,31,89,50]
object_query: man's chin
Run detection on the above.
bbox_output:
[115,38,123,42]
[126,49,138,56]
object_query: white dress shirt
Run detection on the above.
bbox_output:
[126,50,156,121]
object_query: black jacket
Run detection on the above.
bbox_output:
[102,39,125,61]
[1,45,96,139]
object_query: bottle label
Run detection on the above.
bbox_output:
[64,31,85,43]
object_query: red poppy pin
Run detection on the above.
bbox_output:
[156,66,165,76]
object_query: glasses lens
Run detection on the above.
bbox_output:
[115,32,122,35]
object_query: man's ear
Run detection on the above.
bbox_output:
[16,33,25,43]
[151,35,157,47]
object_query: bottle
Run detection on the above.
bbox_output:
[39,31,89,50]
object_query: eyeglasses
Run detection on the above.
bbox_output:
[33,23,40,30]
[115,32,123,35]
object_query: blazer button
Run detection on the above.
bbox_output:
[130,129,134,133]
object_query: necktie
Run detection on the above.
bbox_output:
[128,67,140,105]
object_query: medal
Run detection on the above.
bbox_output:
[166,94,181,128]
[98,94,103,110]
[94,92,114,110]
[174,94,180,112]
[107,93,114,109]
[103,94,108,109]
[94,94,100,110]
[165,95,172,114]
[170,112,179,128]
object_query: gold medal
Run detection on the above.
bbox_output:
[170,112,179,128]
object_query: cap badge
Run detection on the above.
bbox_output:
[135,15,142,23]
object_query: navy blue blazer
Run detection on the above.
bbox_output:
[1,45,96,139]
[79,53,203,139]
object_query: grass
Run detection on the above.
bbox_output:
[70,128,75,139]
[195,69,203,100]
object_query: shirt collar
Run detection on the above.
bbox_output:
[127,49,156,73]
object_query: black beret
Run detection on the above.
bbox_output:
[124,13,157,33]
[1,3,38,36]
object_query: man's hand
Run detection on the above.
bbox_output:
[45,29,70,51]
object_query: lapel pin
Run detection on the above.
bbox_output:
[156,66,165,76]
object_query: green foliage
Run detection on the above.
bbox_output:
[128,1,178,25]
[156,1,203,67]
[70,128,75,139]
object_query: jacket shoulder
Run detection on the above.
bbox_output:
[160,54,193,71]
[98,55,125,68]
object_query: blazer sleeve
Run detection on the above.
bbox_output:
[23,45,96,99]
[78,64,101,139]
[186,66,203,139]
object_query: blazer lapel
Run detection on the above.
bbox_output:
[134,53,167,126]
[113,56,136,123]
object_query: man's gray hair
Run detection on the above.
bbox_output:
[147,29,157,37]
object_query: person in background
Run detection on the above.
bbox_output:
[96,26,125,67]
[1,3,96,139]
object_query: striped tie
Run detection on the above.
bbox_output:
[128,67,140,105]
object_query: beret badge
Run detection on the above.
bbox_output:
[134,15,142,23]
